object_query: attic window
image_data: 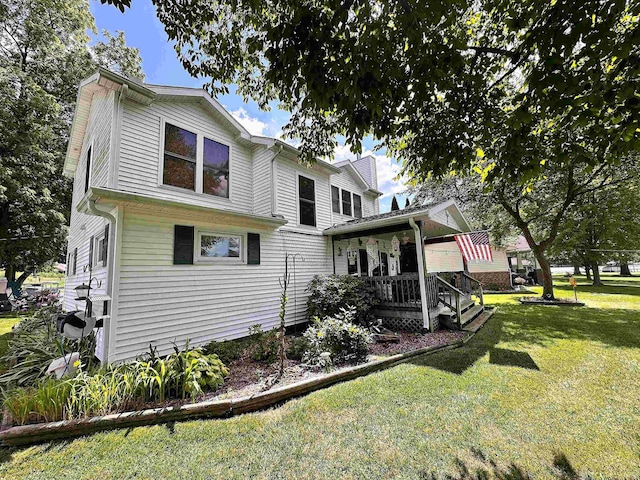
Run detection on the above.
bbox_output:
[163,123,197,190]
[353,194,362,218]
[298,175,316,227]
[342,190,352,216]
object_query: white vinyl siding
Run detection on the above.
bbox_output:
[330,169,376,223]
[423,241,464,273]
[118,100,253,214]
[252,146,274,216]
[114,208,332,362]
[468,248,510,273]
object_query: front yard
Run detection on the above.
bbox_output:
[0,275,638,478]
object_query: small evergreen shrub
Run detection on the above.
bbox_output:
[286,336,309,361]
[303,307,372,366]
[306,274,376,325]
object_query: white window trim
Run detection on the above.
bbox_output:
[296,172,317,228]
[157,117,233,201]
[195,229,245,263]
[93,232,107,269]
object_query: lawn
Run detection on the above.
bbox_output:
[0,275,638,479]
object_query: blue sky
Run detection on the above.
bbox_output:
[90,0,409,212]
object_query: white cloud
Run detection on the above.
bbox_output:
[229,108,268,136]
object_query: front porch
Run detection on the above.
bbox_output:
[324,201,486,332]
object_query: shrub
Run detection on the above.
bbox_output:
[0,306,98,390]
[286,336,309,361]
[3,378,72,425]
[248,325,279,364]
[303,307,372,366]
[203,338,248,365]
[306,275,376,325]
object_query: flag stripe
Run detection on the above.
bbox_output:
[454,231,493,262]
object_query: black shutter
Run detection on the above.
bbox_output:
[73,248,77,275]
[247,233,260,265]
[174,225,194,264]
[84,146,92,193]
[102,224,109,264]
[88,235,94,268]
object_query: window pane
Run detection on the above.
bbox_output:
[354,194,362,218]
[165,123,196,160]
[163,155,195,190]
[200,235,240,258]
[299,200,316,227]
[331,186,340,213]
[342,190,352,216]
[203,138,230,197]
[299,176,315,201]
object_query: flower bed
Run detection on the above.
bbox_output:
[519,296,585,306]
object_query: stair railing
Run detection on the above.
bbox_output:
[462,272,484,306]
[436,276,464,329]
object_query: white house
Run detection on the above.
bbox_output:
[64,69,484,363]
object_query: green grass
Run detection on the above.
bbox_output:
[0,276,638,478]
[0,314,20,362]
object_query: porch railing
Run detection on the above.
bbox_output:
[462,272,484,306]
[436,276,464,329]
[364,274,421,309]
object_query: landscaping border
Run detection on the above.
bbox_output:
[0,308,495,446]
[519,298,585,306]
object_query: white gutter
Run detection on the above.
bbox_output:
[269,145,283,217]
[409,217,432,332]
[85,199,118,363]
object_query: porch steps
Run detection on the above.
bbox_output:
[462,308,494,334]
[438,302,484,330]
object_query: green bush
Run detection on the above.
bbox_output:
[203,338,248,365]
[306,275,376,325]
[248,325,279,364]
[286,336,309,361]
[0,306,98,389]
[2,341,230,426]
[303,307,372,366]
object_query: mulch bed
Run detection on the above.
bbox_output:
[520,296,585,306]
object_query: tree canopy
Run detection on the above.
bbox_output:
[102,0,638,182]
[0,0,143,283]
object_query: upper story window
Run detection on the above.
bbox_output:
[298,175,316,227]
[342,190,352,216]
[203,138,229,198]
[163,123,197,191]
[84,146,92,193]
[353,194,362,218]
[331,186,340,213]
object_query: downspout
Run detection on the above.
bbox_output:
[409,217,432,332]
[86,199,118,363]
[269,145,283,216]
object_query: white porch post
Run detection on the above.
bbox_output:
[409,218,431,331]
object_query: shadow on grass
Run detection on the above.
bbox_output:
[420,449,581,479]
[489,348,539,370]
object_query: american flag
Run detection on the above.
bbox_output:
[454,231,493,263]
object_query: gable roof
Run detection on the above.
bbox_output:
[323,199,471,235]
[64,68,344,177]
[333,159,383,196]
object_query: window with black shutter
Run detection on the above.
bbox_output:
[247,233,260,265]
[331,186,340,213]
[353,194,362,218]
[101,224,109,265]
[298,175,316,227]
[342,190,352,216]
[73,248,77,275]
[84,146,92,193]
[88,235,94,268]
[173,225,195,264]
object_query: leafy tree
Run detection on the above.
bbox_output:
[390,196,400,212]
[102,0,639,178]
[412,157,639,297]
[0,0,143,286]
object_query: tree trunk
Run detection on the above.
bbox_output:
[534,250,554,299]
[620,262,632,276]
[584,265,592,281]
[573,264,581,275]
[4,266,15,283]
[592,263,603,286]
[15,270,31,287]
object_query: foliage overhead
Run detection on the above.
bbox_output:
[0,0,143,280]
[102,0,639,182]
